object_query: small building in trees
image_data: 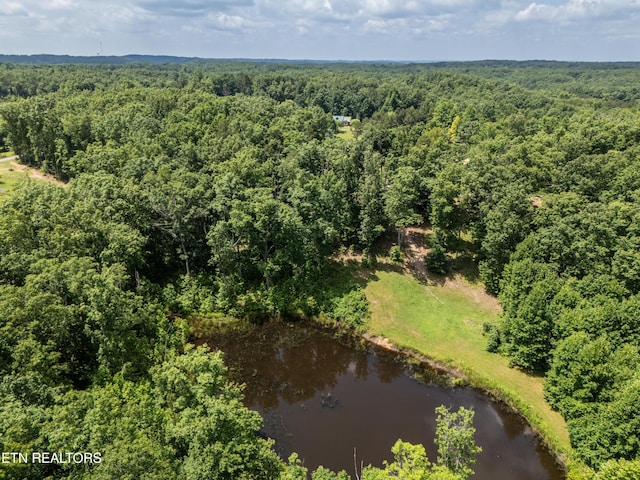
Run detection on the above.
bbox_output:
[332,115,352,126]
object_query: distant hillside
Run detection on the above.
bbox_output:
[0,54,399,66]
[2,55,640,69]
[0,54,207,65]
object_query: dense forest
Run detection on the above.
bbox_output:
[1,59,640,479]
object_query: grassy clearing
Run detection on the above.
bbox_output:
[335,126,354,140]
[0,156,65,198]
[360,266,573,466]
[0,156,29,198]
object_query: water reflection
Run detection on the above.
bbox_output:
[204,321,564,480]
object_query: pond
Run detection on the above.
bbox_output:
[203,320,564,480]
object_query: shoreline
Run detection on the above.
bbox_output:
[358,328,570,476]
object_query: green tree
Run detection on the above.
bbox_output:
[435,406,481,479]
[499,259,562,371]
[425,234,450,275]
[154,345,282,480]
[361,438,464,480]
[351,118,363,139]
[544,333,640,419]
[38,346,282,480]
[46,377,177,480]
[595,459,640,480]
[569,375,640,469]
[429,163,469,250]
[358,150,386,249]
[144,166,213,277]
[384,165,423,247]
[477,185,534,294]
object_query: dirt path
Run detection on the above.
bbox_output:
[404,226,431,278]
[1,156,66,187]
[334,225,502,313]
[442,275,502,313]
[403,226,502,314]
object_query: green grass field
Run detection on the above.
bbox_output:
[335,126,354,140]
[0,154,65,198]
[0,155,28,198]
[360,267,573,465]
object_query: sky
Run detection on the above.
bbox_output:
[0,0,639,61]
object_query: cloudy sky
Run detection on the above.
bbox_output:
[0,0,639,61]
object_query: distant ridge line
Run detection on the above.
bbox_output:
[1,54,640,68]
[0,54,418,65]
[0,54,204,65]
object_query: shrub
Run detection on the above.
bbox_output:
[482,322,502,353]
[390,245,403,264]
[426,241,450,275]
[361,248,377,268]
[331,287,370,328]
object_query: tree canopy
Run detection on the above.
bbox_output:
[2,59,640,478]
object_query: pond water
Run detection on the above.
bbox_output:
[203,321,564,480]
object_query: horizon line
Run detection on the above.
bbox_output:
[1,53,640,65]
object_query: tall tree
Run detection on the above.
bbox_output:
[384,165,423,247]
[435,406,481,479]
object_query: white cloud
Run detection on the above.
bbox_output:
[359,0,460,16]
[256,0,487,21]
[515,0,640,23]
[42,0,77,10]
[361,13,452,35]
[251,0,493,39]
[0,0,639,60]
[214,13,247,29]
[0,1,28,15]
[135,0,253,17]
[255,0,337,20]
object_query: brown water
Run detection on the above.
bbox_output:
[204,321,565,479]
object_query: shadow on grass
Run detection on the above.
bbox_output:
[450,252,481,284]
[338,251,481,292]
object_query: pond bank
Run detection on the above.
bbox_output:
[359,268,586,478]
[360,330,565,466]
